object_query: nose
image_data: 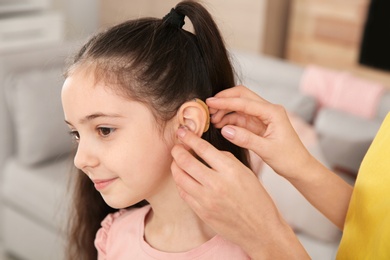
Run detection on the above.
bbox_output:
[73,139,99,170]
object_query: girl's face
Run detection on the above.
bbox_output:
[61,68,176,209]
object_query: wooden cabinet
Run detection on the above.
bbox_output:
[286,0,369,69]
[286,0,390,88]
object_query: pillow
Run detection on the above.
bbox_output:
[5,67,72,166]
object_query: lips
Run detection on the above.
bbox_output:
[92,177,118,191]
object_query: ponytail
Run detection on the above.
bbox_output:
[175,1,235,96]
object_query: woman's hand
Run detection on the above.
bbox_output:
[207,85,314,180]
[171,128,309,259]
[206,85,352,229]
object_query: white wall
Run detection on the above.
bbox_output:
[100,0,267,53]
[99,0,290,57]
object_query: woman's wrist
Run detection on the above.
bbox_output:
[283,150,320,182]
[244,216,309,260]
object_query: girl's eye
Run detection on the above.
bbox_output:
[69,130,80,142]
[98,127,116,137]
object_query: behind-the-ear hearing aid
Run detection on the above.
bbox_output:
[194,98,210,132]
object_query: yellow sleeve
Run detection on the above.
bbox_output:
[337,113,390,259]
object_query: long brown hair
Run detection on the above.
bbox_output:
[65,1,251,259]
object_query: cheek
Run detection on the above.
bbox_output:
[114,140,173,198]
[110,117,177,181]
[114,131,173,174]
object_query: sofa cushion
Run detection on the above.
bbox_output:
[261,163,342,243]
[5,67,72,166]
[3,207,65,260]
[231,49,305,90]
[315,108,382,173]
[1,157,73,231]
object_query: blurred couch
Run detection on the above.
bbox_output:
[0,42,79,260]
[231,49,390,259]
[0,42,389,260]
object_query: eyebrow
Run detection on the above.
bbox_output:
[64,113,124,126]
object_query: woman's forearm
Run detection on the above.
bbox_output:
[287,155,353,230]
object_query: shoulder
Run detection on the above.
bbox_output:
[94,205,151,258]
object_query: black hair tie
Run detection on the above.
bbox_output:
[163,8,185,29]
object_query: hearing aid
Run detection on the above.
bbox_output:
[194,98,210,132]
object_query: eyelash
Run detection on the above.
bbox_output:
[68,127,116,142]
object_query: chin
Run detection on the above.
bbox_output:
[101,195,145,209]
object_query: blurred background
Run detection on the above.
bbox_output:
[1,0,389,85]
[0,0,389,259]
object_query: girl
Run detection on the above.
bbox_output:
[62,1,251,259]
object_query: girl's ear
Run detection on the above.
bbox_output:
[176,99,210,137]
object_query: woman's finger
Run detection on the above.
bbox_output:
[207,86,266,123]
[171,161,203,201]
[175,128,235,173]
[171,144,212,186]
[213,85,264,100]
[211,111,266,135]
[207,97,275,125]
[220,125,266,154]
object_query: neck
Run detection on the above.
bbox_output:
[144,176,216,252]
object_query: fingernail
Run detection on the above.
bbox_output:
[222,126,235,139]
[177,127,187,138]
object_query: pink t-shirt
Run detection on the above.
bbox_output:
[95,205,250,259]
